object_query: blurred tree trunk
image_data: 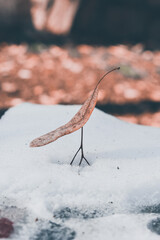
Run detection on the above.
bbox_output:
[30,0,48,31]
[30,0,81,35]
[46,0,80,35]
[0,0,80,35]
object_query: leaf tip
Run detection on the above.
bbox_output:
[30,141,36,147]
[30,138,41,147]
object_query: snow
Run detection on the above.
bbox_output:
[1,103,160,239]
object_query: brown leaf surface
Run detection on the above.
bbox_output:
[30,68,119,147]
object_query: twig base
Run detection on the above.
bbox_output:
[70,127,90,166]
[70,146,90,166]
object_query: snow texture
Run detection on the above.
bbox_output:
[1,103,160,239]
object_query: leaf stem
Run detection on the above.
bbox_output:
[95,67,120,90]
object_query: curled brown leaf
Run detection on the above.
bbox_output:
[30,67,120,147]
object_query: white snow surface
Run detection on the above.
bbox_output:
[1,103,160,239]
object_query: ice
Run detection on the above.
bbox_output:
[0,103,160,239]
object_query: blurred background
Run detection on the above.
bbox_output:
[0,0,160,126]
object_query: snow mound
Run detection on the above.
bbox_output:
[1,103,160,239]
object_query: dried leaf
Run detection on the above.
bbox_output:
[30,67,120,147]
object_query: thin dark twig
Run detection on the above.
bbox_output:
[81,127,83,147]
[70,127,90,166]
[70,67,120,166]
[70,146,81,165]
[83,156,90,165]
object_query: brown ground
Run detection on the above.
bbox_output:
[0,43,160,126]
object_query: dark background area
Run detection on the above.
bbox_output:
[0,0,160,49]
[0,0,160,126]
[72,0,160,49]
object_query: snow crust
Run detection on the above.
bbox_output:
[1,103,160,239]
